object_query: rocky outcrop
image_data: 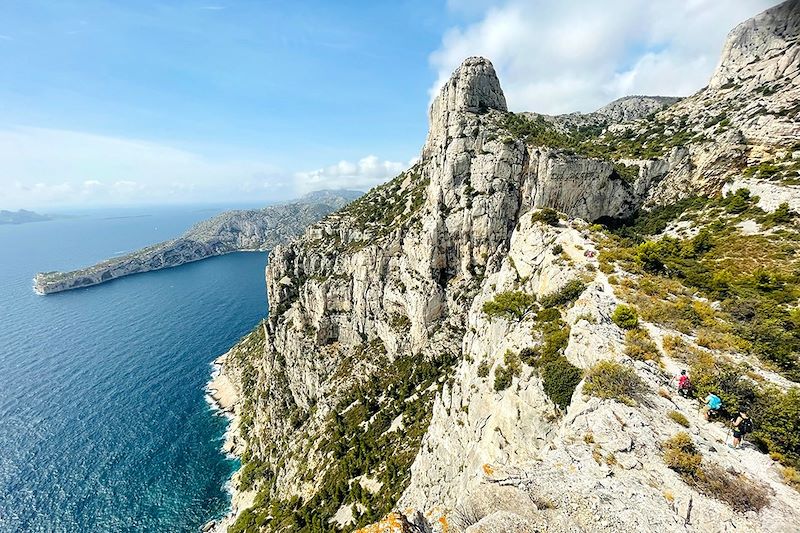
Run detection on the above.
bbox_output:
[215,3,800,532]
[709,0,800,91]
[32,191,360,295]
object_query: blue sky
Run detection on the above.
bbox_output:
[0,0,777,209]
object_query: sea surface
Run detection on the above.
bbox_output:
[0,206,268,532]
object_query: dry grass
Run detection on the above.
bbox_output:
[625,328,661,362]
[782,467,800,491]
[662,432,771,512]
[668,410,690,427]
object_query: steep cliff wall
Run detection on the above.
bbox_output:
[215,2,800,532]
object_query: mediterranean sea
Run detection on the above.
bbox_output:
[0,206,268,532]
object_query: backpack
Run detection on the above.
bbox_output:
[678,375,690,389]
[708,394,722,410]
[740,418,753,434]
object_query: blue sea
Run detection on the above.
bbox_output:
[0,206,269,532]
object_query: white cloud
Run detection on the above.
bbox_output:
[0,127,411,209]
[0,127,287,208]
[294,155,409,194]
[431,0,777,114]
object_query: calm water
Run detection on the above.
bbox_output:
[0,207,268,532]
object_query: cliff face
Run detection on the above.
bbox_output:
[218,2,800,532]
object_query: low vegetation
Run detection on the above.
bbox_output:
[538,279,586,308]
[667,410,690,428]
[612,304,639,329]
[494,350,522,392]
[541,357,583,410]
[662,432,770,512]
[498,111,706,161]
[583,360,647,406]
[598,194,800,381]
[530,207,560,226]
[482,291,537,321]
[624,328,660,362]
[230,344,458,532]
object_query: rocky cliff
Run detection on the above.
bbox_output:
[32,191,360,295]
[214,2,800,532]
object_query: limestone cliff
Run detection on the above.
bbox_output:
[215,2,800,532]
[32,191,360,295]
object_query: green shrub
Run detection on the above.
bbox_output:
[238,457,271,491]
[539,279,586,308]
[494,351,522,391]
[519,346,540,366]
[625,328,660,362]
[542,357,583,409]
[552,244,563,255]
[612,304,639,329]
[751,386,800,468]
[583,360,647,405]
[668,410,690,427]
[530,207,559,226]
[535,319,571,366]
[477,360,490,378]
[536,307,561,323]
[483,291,537,321]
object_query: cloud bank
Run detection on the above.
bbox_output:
[294,155,410,195]
[431,0,777,114]
[0,127,406,209]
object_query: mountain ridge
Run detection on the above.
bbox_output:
[33,190,361,295]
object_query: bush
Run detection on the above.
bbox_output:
[782,466,800,490]
[663,432,702,475]
[531,207,559,226]
[536,307,561,323]
[494,350,522,391]
[668,410,690,427]
[483,291,537,321]
[477,360,490,378]
[536,320,571,366]
[663,433,771,512]
[539,279,586,308]
[519,346,539,366]
[612,304,639,329]
[625,328,660,362]
[583,360,647,406]
[695,464,771,513]
[552,244,563,255]
[541,357,583,409]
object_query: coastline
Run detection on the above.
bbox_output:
[33,249,267,296]
[203,350,255,533]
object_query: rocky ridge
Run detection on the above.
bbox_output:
[213,2,800,532]
[32,191,360,295]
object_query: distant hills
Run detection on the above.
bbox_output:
[0,209,53,225]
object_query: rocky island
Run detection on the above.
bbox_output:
[0,209,54,225]
[209,2,800,532]
[33,190,360,295]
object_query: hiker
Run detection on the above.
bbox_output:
[676,370,691,397]
[703,393,722,421]
[730,410,753,448]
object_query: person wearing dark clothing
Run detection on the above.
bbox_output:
[730,410,753,448]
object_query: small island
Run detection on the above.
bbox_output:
[0,209,53,225]
[33,190,360,295]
